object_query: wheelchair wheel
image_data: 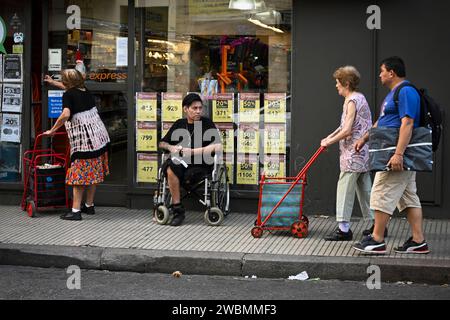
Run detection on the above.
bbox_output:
[204,207,224,226]
[155,205,170,225]
[211,165,230,215]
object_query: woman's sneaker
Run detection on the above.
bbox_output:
[394,237,430,254]
[81,204,95,215]
[324,228,353,241]
[353,235,387,254]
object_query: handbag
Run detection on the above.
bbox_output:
[368,127,433,172]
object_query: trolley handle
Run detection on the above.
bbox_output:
[34,132,68,152]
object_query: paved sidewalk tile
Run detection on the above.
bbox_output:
[0,205,449,260]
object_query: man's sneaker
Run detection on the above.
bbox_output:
[81,204,95,215]
[60,211,82,221]
[324,228,353,241]
[362,224,388,237]
[353,235,387,254]
[169,204,185,226]
[394,237,430,254]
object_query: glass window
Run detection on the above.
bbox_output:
[135,0,292,189]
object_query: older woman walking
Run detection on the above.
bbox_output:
[321,66,377,241]
[44,69,110,220]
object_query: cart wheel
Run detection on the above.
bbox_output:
[155,205,170,225]
[291,220,308,238]
[27,200,36,218]
[204,208,224,226]
[251,226,263,238]
[301,215,309,226]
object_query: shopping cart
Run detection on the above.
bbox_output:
[251,146,326,238]
[21,132,70,217]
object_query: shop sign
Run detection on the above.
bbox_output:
[48,90,64,119]
[87,71,127,82]
[0,16,6,54]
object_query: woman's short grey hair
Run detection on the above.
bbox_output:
[333,66,361,91]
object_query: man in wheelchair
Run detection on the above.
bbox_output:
[158,93,223,226]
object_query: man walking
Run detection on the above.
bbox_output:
[353,56,430,254]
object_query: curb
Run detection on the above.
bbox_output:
[0,243,449,284]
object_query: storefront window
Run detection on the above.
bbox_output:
[0,1,26,183]
[134,0,292,188]
[48,0,129,185]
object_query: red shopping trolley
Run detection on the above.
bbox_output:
[21,132,70,217]
[251,146,326,238]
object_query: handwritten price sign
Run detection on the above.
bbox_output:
[264,93,286,123]
[136,153,158,183]
[136,93,157,121]
[162,93,183,122]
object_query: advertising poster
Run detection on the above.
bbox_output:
[236,153,259,185]
[161,122,174,140]
[2,83,22,113]
[136,153,158,183]
[0,142,21,181]
[237,122,259,154]
[264,93,286,123]
[212,93,233,123]
[48,49,62,71]
[238,93,260,123]
[263,154,286,179]
[0,113,21,143]
[136,122,157,152]
[47,90,64,118]
[264,123,286,154]
[216,123,234,154]
[224,153,234,185]
[161,93,182,122]
[3,54,23,82]
[136,92,157,121]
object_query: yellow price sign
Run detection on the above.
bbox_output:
[236,158,259,185]
[136,154,158,183]
[136,93,157,121]
[264,124,286,154]
[213,94,234,123]
[217,123,234,154]
[239,93,260,123]
[162,93,183,122]
[136,122,157,151]
[264,156,286,179]
[238,123,259,154]
[226,163,234,185]
[264,93,286,123]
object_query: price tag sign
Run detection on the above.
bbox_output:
[136,153,158,183]
[236,154,259,185]
[264,123,286,154]
[264,155,286,179]
[162,93,182,122]
[136,92,157,121]
[239,93,260,123]
[161,122,174,140]
[216,123,234,154]
[136,122,157,151]
[238,123,259,154]
[264,93,286,123]
[212,93,233,123]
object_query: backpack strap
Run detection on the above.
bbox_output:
[393,82,417,107]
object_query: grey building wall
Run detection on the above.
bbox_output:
[291,0,449,218]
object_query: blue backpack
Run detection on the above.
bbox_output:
[394,82,443,152]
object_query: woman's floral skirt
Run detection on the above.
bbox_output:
[66,153,109,185]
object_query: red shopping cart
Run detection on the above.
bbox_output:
[21,132,70,217]
[251,146,326,238]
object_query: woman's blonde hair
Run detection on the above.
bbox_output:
[333,66,361,91]
[61,69,85,90]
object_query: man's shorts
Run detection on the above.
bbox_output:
[370,171,421,215]
[162,159,212,186]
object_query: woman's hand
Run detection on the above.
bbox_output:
[43,129,55,136]
[321,138,330,147]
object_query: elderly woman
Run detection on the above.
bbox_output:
[44,69,110,221]
[321,66,375,241]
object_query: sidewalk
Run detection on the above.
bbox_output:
[0,205,449,284]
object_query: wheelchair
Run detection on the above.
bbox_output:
[153,153,230,226]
